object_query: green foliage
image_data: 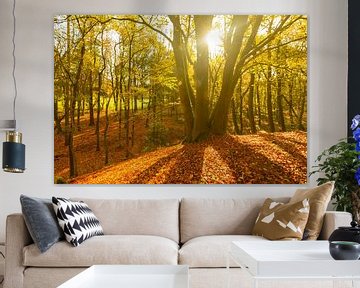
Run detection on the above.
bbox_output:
[143,121,169,152]
[55,176,67,184]
[310,139,360,212]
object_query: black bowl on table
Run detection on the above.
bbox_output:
[329,241,360,260]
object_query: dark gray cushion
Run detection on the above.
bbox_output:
[20,195,64,253]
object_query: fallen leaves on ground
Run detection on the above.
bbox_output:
[70,131,307,184]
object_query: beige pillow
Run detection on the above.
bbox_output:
[290,181,334,240]
[252,198,310,240]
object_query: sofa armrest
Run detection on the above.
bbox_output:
[318,211,352,240]
[4,213,33,288]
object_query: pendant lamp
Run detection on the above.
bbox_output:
[1,0,25,173]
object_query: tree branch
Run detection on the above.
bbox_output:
[110,16,173,44]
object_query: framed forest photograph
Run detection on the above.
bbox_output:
[54,14,307,184]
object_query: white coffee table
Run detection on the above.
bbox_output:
[58,265,189,288]
[229,241,360,288]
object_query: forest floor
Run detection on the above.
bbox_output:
[69,131,307,184]
[54,112,185,182]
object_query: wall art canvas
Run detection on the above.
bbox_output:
[54,14,307,184]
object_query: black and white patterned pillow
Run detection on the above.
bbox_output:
[52,197,104,247]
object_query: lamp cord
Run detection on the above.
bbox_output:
[11,0,17,127]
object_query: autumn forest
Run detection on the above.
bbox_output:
[54,14,307,184]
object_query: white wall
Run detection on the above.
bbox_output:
[0,0,348,242]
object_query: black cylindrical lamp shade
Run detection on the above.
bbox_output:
[3,141,25,173]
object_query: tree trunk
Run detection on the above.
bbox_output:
[118,71,124,146]
[248,73,256,134]
[54,95,63,133]
[169,16,195,141]
[81,98,85,116]
[125,95,130,158]
[96,28,106,152]
[231,98,240,134]
[68,132,77,178]
[297,85,306,130]
[210,16,263,135]
[125,36,134,157]
[256,84,261,128]
[64,17,71,146]
[104,96,111,165]
[191,15,213,141]
[289,79,294,129]
[239,77,244,134]
[209,16,249,135]
[266,19,275,133]
[96,73,102,152]
[266,64,275,132]
[89,70,95,126]
[118,97,122,146]
[277,75,286,131]
[76,96,81,131]
[68,44,85,178]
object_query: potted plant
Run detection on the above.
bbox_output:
[310,115,360,222]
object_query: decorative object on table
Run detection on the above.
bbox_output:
[54,14,307,185]
[329,220,360,244]
[329,241,360,260]
[289,181,334,240]
[20,195,64,253]
[310,114,360,222]
[52,197,104,247]
[1,0,25,173]
[252,198,310,240]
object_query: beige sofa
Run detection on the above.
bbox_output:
[4,198,352,288]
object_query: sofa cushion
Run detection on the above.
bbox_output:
[20,195,64,253]
[179,235,267,268]
[252,198,310,240]
[23,235,178,267]
[290,181,334,240]
[52,197,104,247]
[72,198,179,243]
[180,198,289,243]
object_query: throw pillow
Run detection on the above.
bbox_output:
[252,198,310,240]
[52,197,104,247]
[289,181,334,240]
[20,195,64,253]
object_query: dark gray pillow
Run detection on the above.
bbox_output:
[20,195,64,253]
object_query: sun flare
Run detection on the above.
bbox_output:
[206,29,223,56]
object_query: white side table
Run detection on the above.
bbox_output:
[228,240,360,288]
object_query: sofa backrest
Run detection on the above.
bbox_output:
[180,198,289,243]
[73,198,180,243]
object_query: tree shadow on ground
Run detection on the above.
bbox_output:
[162,143,206,184]
[209,135,300,184]
[129,143,206,184]
[258,133,307,165]
[129,148,183,184]
[272,133,307,147]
